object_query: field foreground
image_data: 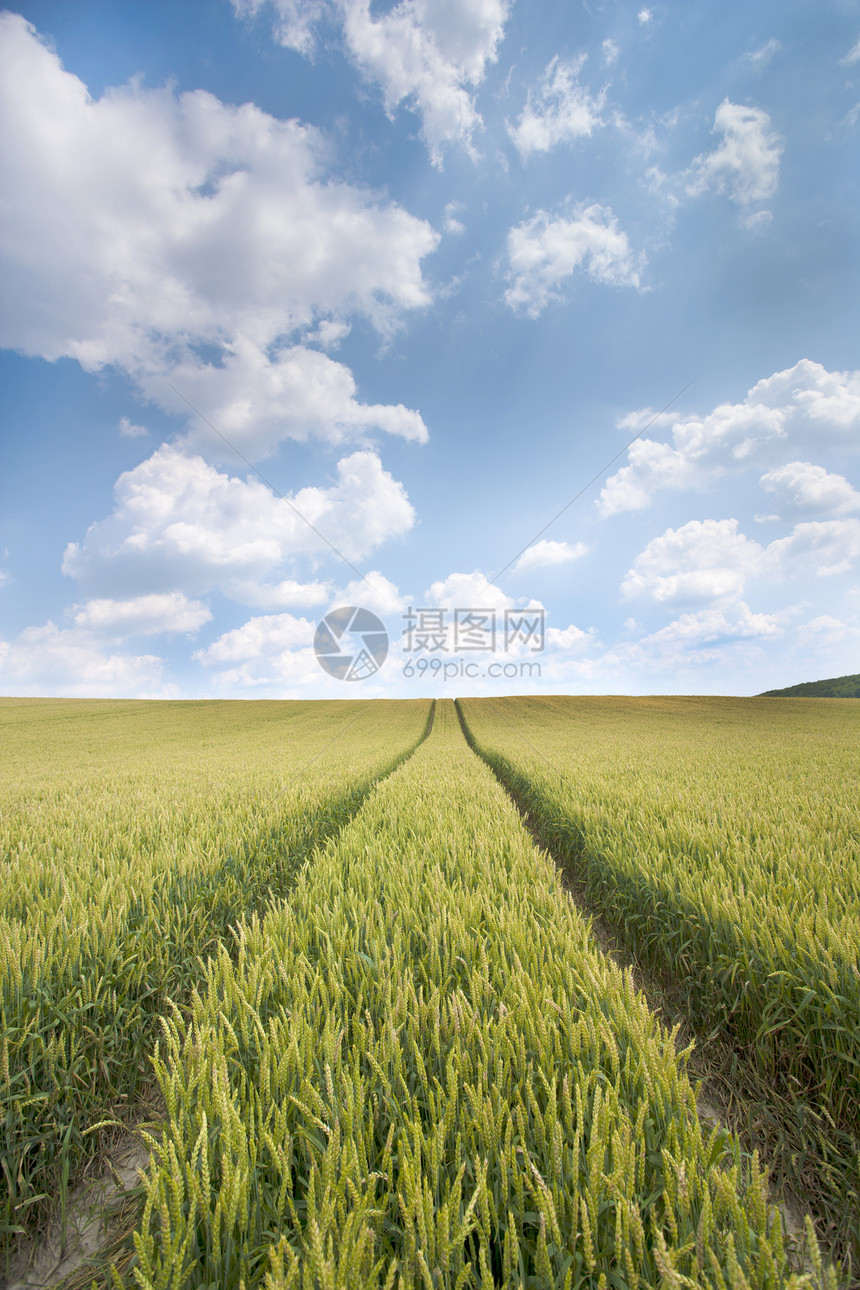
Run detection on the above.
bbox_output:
[1,695,857,1289]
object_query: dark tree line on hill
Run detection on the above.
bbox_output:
[759,671,860,697]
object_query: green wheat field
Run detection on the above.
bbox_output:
[1,695,858,1288]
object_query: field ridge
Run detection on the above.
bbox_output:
[2,699,434,1270]
[457,695,859,1279]
[453,698,828,1276]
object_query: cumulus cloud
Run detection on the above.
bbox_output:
[766,518,860,578]
[73,592,212,637]
[511,539,588,574]
[642,602,783,646]
[305,319,352,350]
[754,360,860,428]
[194,611,313,664]
[406,570,546,662]
[119,417,149,439]
[622,513,860,607]
[507,55,606,159]
[600,361,860,517]
[795,612,860,651]
[62,445,415,600]
[424,570,516,612]
[238,0,511,166]
[152,338,428,461]
[224,578,330,609]
[621,519,763,604]
[545,623,596,652]
[760,461,860,516]
[605,601,790,677]
[686,99,783,210]
[339,571,406,615]
[192,611,322,691]
[0,12,436,454]
[0,623,167,698]
[505,203,642,316]
[598,437,701,516]
[341,0,511,166]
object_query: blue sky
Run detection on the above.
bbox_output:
[1,0,858,698]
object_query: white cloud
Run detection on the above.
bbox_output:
[603,601,791,678]
[425,570,516,612]
[62,445,415,599]
[753,360,860,429]
[642,602,783,646]
[766,518,860,578]
[505,203,641,316]
[232,0,511,166]
[339,571,406,615]
[743,38,781,69]
[507,55,606,159]
[151,337,428,461]
[232,0,328,56]
[194,611,313,664]
[598,437,700,516]
[742,209,774,231]
[621,519,764,604]
[119,417,149,439]
[396,570,547,668]
[795,613,860,650]
[73,592,211,637]
[686,99,783,208]
[0,13,437,455]
[511,539,588,574]
[305,319,351,350]
[840,37,860,66]
[602,39,619,66]
[622,513,860,608]
[600,361,860,516]
[760,461,860,516]
[0,622,167,698]
[341,0,511,167]
[223,578,331,609]
[638,9,652,25]
[192,610,323,691]
[444,201,466,235]
[546,623,596,652]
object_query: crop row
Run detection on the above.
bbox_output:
[1,698,432,1255]
[126,700,819,1289]
[457,695,859,1268]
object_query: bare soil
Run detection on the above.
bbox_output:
[3,1133,152,1290]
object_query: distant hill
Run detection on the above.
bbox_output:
[759,672,860,698]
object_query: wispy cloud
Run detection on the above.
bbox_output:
[505,203,642,316]
[743,37,781,69]
[840,36,860,66]
[235,0,512,167]
[118,416,148,439]
[507,55,606,159]
[511,539,588,575]
[686,99,783,211]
